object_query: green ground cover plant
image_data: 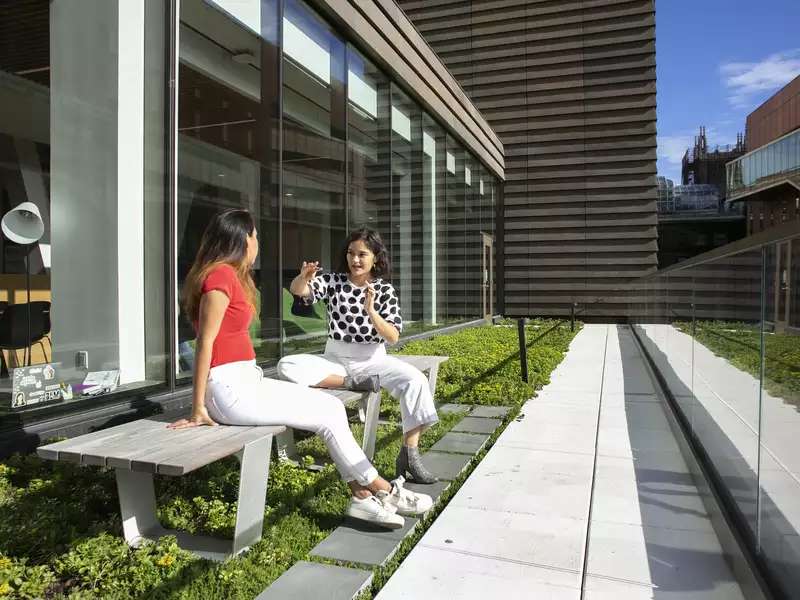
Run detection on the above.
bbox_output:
[674,320,800,407]
[0,319,579,599]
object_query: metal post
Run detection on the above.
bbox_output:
[25,246,31,366]
[570,303,576,332]
[517,317,528,383]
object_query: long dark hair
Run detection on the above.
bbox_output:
[337,227,391,278]
[182,208,257,322]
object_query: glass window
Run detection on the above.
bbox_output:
[346,46,390,230]
[281,0,346,355]
[422,113,445,329]
[0,0,168,414]
[389,84,421,323]
[464,155,482,318]
[446,137,466,321]
[177,0,281,373]
[766,143,775,178]
[793,131,800,173]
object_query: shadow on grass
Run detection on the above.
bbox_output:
[435,320,569,403]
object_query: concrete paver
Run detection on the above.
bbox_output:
[470,405,512,418]
[451,416,501,434]
[255,562,372,600]
[437,403,471,415]
[430,431,490,454]
[416,450,473,480]
[310,516,418,566]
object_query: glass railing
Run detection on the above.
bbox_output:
[727,128,800,199]
[630,228,800,598]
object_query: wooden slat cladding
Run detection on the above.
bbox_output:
[746,75,800,149]
[398,0,658,318]
[312,0,504,180]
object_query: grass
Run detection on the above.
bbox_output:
[0,319,580,599]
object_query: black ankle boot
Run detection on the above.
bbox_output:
[396,445,438,484]
[343,374,380,393]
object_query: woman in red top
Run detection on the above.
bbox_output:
[169,209,430,529]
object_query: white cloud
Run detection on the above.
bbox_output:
[657,134,692,166]
[657,133,693,183]
[721,49,800,109]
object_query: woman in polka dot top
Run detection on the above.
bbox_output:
[278,227,440,484]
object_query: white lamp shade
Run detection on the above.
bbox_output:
[2,202,44,245]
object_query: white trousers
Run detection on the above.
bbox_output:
[205,360,379,486]
[277,340,439,433]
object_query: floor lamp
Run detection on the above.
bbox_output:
[1,202,45,366]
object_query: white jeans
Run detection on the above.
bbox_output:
[205,360,379,486]
[277,340,439,433]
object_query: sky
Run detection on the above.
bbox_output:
[656,0,800,183]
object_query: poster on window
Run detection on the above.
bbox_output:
[9,363,63,409]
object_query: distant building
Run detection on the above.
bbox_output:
[727,75,800,236]
[682,127,746,196]
[657,176,675,213]
[656,128,747,268]
[726,75,800,332]
[656,182,745,267]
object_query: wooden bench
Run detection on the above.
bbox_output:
[37,417,284,562]
[275,355,449,463]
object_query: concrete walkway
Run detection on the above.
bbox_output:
[376,324,747,600]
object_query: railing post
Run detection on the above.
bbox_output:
[517,317,529,383]
[571,303,577,331]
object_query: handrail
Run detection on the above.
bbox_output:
[637,220,800,282]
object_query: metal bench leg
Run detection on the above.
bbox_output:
[361,390,381,461]
[232,435,273,556]
[116,469,160,547]
[275,428,300,464]
[427,364,440,396]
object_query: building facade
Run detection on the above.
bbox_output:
[726,75,800,333]
[0,0,503,453]
[397,0,659,318]
[727,75,800,237]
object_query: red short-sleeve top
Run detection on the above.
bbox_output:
[199,264,256,367]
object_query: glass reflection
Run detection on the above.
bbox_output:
[632,234,800,598]
[446,137,466,320]
[281,0,346,355]
[759,240,800,594]
[178,0,281,375]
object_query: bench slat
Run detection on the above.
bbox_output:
[396,355,448,369]
[37,419,165,462]
[114,424,253,472]
[102,425,215,469]
[327,389,364,403]
[62,421,171,464]
[156,428,281,476]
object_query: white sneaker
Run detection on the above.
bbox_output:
[346,495,405,529]
[376,476,434,516]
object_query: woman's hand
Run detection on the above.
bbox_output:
[299,261,320,282]
[364,283,377,316]
[168,406,217,429]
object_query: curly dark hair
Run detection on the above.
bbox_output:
[337,227,391,278]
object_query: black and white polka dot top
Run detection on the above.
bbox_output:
[304,273,403,344]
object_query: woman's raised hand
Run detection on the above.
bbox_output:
[364,283,376,315]
[300,261,321,282]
